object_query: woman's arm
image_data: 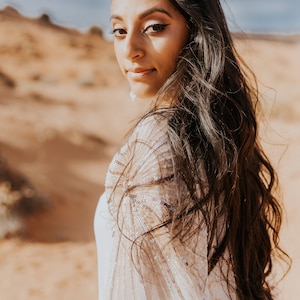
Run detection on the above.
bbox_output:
[106,116,208,299]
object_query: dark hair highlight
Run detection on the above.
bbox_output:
[146,0,290,298]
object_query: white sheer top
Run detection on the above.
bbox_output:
[94,114,236,299]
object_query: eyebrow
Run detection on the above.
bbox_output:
[110,7,172,21]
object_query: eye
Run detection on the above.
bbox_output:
[112,28,127,37]
[143,24,169,34]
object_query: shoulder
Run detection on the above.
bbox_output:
[127,113,174,181]
[106,113,174,188]
[129,113,169,148]
[130,113,172,164]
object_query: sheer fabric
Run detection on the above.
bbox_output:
[95,114,236,299]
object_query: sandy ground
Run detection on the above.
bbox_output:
[0,7,299,300]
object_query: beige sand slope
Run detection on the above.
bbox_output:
[0,7,299,299]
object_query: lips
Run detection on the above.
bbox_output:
[126,68,156,80]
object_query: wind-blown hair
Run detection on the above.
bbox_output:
[140,0,289,298]
[111,0,290,298]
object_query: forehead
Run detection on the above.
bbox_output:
[111,0,176,18]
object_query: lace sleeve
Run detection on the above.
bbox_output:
[105,116,209,299]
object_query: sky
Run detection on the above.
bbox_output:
[0,0,299,34]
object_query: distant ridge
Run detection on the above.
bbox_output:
[0,5,20,17]
[0,6,80,35]
[232,31,300,44]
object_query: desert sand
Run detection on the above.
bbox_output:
[0,6,299,300]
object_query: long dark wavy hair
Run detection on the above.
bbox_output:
[133,0,290,298]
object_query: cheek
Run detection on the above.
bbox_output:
[158,44,183,75]
[114,43,124,70]
[156,31,188,74]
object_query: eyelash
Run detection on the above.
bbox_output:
[112,24,169,37]
[112,28,126,37]
[143,23,169,34]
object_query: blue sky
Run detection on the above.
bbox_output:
[0,0,299,34]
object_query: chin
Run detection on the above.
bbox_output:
[131,88,158,101]
[135,93,154,100]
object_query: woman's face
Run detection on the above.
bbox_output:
[111,0,189,100]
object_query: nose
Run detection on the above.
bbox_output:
[123,30,144,60]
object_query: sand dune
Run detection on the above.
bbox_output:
[0,6,299,299]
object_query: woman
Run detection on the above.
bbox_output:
[94,0,288,299]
